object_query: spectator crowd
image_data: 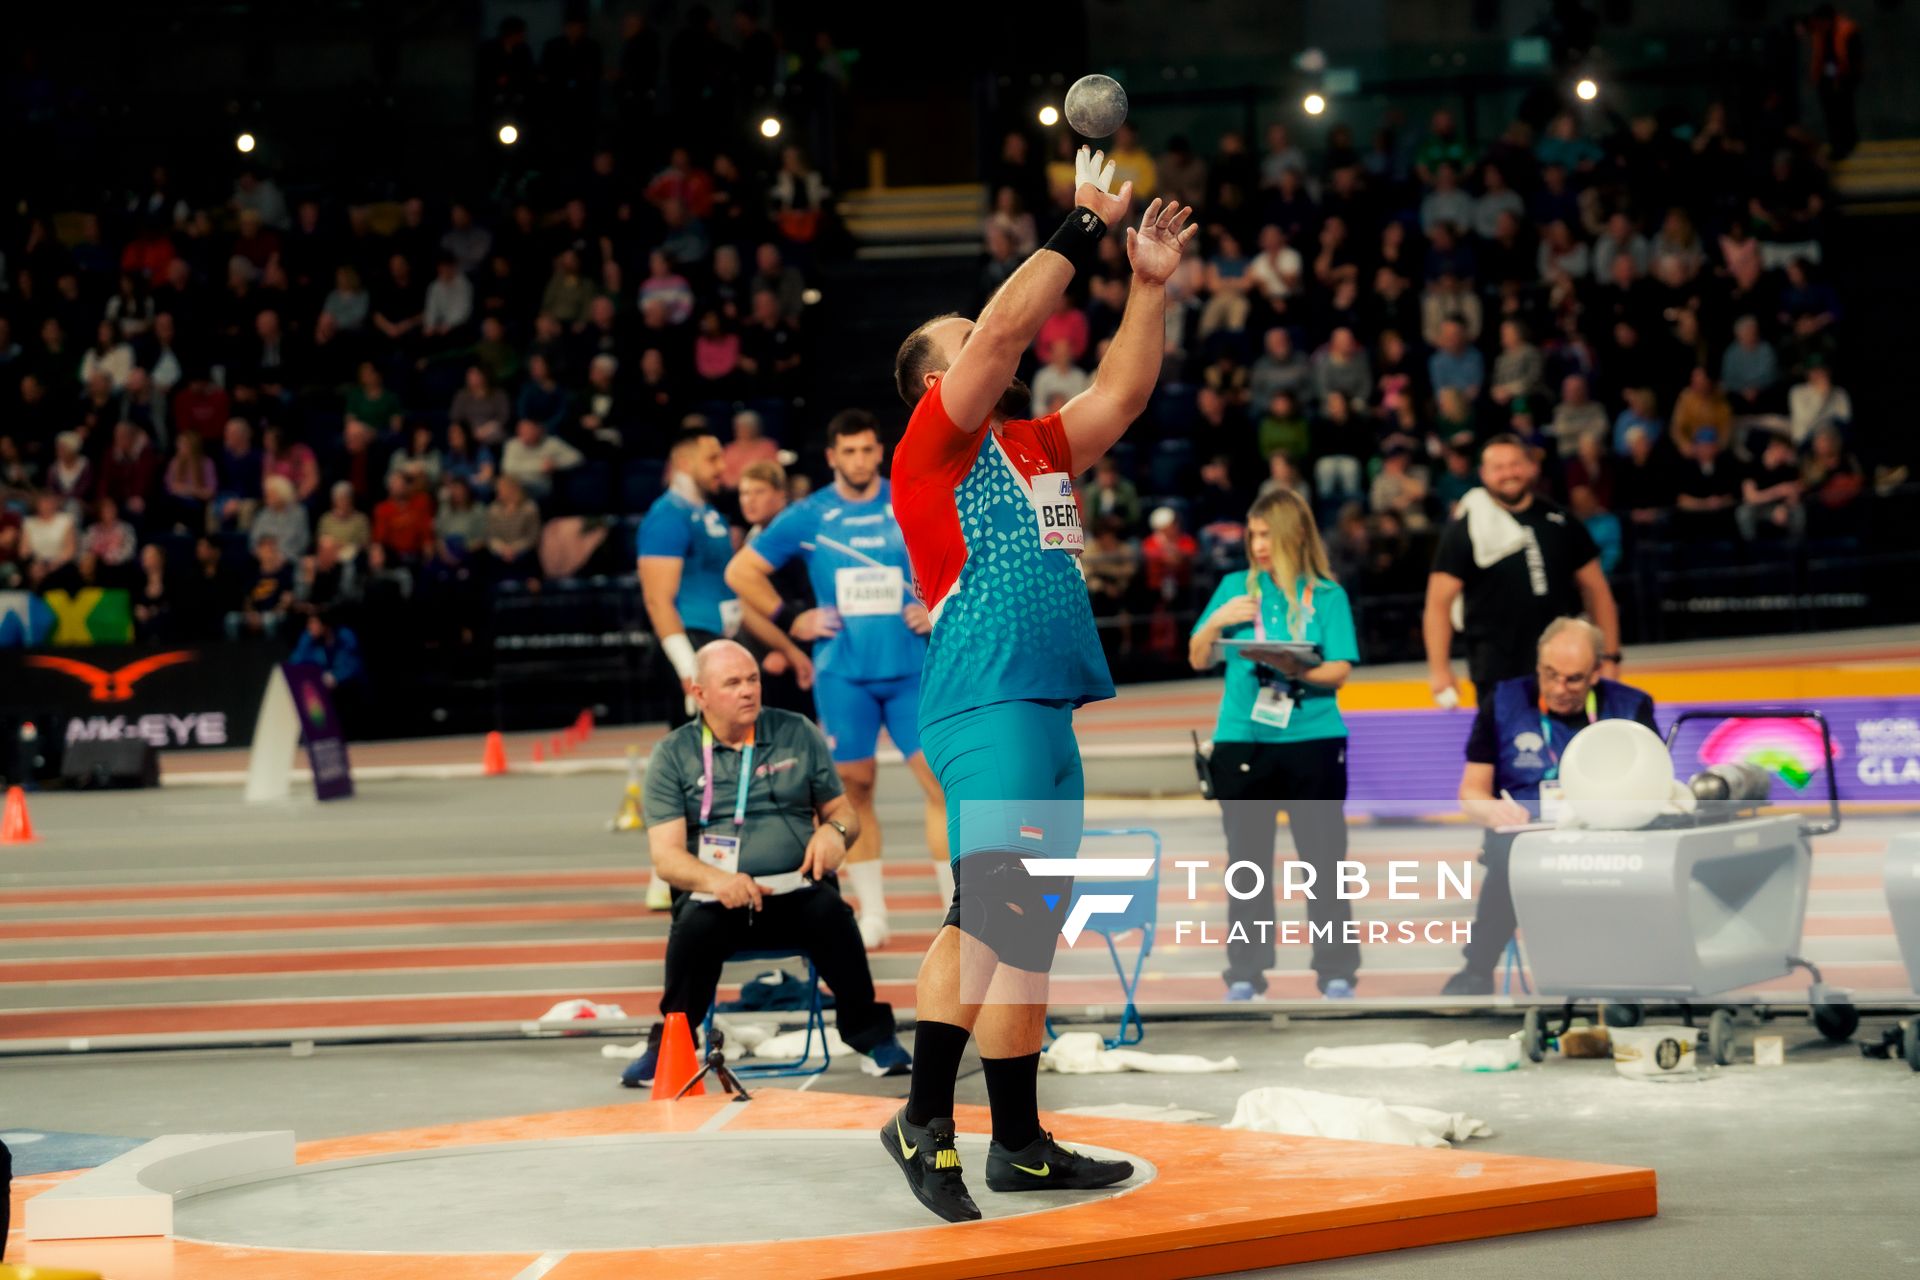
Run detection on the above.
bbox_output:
[0,50,1880,692]
[986,99,1870,665]
[0,68,838,685]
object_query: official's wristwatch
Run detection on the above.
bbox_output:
[1603,651,1624,664]
[826,818,851,843]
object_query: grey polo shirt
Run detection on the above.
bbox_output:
[642,708,843,877]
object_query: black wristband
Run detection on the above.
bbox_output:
[1043,206,1108,274]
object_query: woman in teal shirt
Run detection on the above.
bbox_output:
[1189,488,1361,1000]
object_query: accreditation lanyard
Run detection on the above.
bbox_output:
[1252,580,1314,644]
[699,723,755,829]
[1537,690,1597,781]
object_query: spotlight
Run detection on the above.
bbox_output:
[1038,104,1060,127]
[760,117,782,139]
[1303,93,1326,116]
[497,123,520,146]
[235,132,257,154]
[1576,78,1598,102]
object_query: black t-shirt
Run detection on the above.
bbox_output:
[1465,675,1660,764]
[1431,496,1599,688]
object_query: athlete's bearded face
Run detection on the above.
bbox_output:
[925,317,1034,422]
[829,430,884,490]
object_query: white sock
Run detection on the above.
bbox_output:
[933,859,956,909]
[846,859,887,921]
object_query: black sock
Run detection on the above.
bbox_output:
[905,1021,971,1125]
[982,1051,1042,1150]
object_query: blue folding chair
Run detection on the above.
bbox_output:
[1501,938,1532,996]
[703,949,831,1080]
[1045,827,1162,1049]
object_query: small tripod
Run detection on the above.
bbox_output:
[674,1025,752,1101]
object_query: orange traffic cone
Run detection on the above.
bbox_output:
[532,741,546,764]
[481,731,509,777]
[650,1012,705,1100]
[1,786,36,845]
[551,733,567,757]
[575,709,594,740]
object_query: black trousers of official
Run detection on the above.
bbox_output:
[1460,830,1520,975]
[1208,737,1357,993]
[660,877,896,1053]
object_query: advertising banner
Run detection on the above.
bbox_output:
[0,643,283,752]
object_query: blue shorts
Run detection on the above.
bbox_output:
[814,670,923,764]
[920,700,1084,862]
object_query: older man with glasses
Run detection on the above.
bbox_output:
[1440,617,1659,996]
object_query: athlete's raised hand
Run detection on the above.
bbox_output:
[1126,198,1197,286]
[1073,146,1134,228]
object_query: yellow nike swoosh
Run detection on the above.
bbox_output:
[1011,1161,1049,1177]
[896,1118,917,1159]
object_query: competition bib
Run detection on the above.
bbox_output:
[718,598,744,637]
[1029,471,1083,554]
[834,565,905,617]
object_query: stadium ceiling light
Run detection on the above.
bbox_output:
[760,117,782,139]
[497,123,520,146]
[1303,93,1326,116]
[1038,104,1060,127]
[1576,78,1599,101]
[235,132,257,154]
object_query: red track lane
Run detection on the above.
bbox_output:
[6,901,653,941]
[0,911,1894,987]
[5,838,1884,909]
[3,963,1911,1042]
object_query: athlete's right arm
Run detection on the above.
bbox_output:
[639,556,694,689]
[724,547,784,619]
[940,148,1133,432]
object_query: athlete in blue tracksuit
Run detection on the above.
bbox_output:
[725,410,952,949]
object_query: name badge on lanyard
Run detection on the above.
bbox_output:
[1537,690,1597,819]
[1248,580,1312,731]
[1028,471,1083,554]
[690,723,754,900]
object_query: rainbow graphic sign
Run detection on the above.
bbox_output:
[1697,717,1839,790]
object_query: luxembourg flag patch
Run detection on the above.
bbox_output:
[1018,825,1045,841]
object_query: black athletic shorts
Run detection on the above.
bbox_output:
[941,850,1076,974]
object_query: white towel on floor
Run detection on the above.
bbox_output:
[1227,1086,1492,1148]
[1303,1039,1514,1069]
[1041,1031,1240,1075]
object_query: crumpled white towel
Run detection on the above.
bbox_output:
[1227,1086,1492,1148]
[1306,1040,1477,1069]
[1303,1040,1516,1070]
[1042,1030,1239,1075]
[1449,488,1529,631]
[537,999,629,1022]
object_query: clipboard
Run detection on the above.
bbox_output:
[1218,638,1323,670]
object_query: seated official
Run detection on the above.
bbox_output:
[622,640,912,1086]
[1441,617,1658,996]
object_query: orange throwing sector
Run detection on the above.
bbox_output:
[1,786,36,845]
[650,1012,705,1100]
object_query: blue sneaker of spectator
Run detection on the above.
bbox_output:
[619,1041,659,1088]
[1225,981,1260,1002]
[1322,979,1355,1000]
[861,1036,913,1077]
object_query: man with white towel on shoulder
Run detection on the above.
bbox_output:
[1422,434,1621,706]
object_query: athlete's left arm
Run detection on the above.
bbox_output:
[1060,199,1195,472]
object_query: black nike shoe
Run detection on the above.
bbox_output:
[879,1107,981,1223]
[985,1129,1134,1192]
